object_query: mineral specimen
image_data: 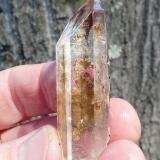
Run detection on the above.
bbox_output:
[56,0,110,159]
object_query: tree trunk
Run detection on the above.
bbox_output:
[0,0,159,159]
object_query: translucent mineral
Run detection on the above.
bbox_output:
[56,0,110,159]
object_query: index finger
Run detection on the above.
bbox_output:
[0,62,56,130]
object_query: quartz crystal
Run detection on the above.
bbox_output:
[56,0,110,159]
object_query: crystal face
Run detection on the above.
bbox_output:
[56,0,110,159]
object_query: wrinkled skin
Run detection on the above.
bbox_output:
[0,62,145,160]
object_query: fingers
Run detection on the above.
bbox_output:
[109,98,141,143]
[0,97,143,160]
[0,125,61,160]
[0,62,56,130]
[1,97,141,146]
[1,116,57,143]
[100,140,145,160]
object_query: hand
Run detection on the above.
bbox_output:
[0,62,145,160]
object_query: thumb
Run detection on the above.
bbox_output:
[0,125,62,160]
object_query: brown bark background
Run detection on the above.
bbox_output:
[0,0,160,159]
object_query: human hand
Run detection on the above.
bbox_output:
[0,62,145,160]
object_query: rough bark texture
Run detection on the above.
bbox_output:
[0,0,159,159]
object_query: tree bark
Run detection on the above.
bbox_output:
[0,0,159,159]
[107,1,160,159]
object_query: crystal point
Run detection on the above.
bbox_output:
[56,0,110,159]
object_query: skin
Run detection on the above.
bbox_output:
[0,62,146,160]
